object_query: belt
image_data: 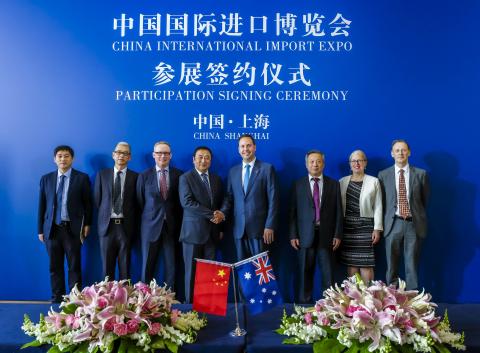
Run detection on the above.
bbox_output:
[395,215,413,222]
[55,221,70,228]
[111,218,123,225]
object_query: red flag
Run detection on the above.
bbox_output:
[193,260,231,316]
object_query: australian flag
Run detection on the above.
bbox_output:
[235,251,283,315]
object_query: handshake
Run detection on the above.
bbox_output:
[210,210,225,224]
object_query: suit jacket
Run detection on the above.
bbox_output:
[339,174,383,231]
[378,165,429,238]
[38,169,92,239]
[289,175,343,248]
[221,160,279,239]
[136,166,183,241]
[94,168,139,238]
[179,169,223,244]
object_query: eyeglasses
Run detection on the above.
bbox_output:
[114,151,130,156]
[154,152,171,156]
[350,159,366,164]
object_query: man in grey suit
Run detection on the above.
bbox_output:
[137,141,183,288]
[179,146,224,303]
[289,150,342,303]
[219,134,279,261]
[94,142,138,280]
[378,139,429,290]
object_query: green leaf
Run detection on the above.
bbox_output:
[47,346,61,353]
[313,338,345,353]
[282,337,301,345]
[62,304,77,315]
[396,344,415,353]
[73,342,89,353]
[126,341,141,353]
[433,343,451,353]
[165,340,178,353]
[344,340,359,353]
[21,340,43,349]
[275,328,285,334]
[118,339,127,353]
[151,337,165,349]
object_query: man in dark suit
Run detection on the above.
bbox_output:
[378,139,429,290]
[136,141,182,288]
[179,146,224,303]
[219,134,279,261]
[289,150,342,303]
[38,145,92,303]
[94,142,138,281]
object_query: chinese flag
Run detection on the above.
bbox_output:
[193,260,231,316]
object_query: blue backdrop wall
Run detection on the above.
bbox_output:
[1,0,479,303]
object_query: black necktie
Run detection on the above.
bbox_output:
[113,171,122,215]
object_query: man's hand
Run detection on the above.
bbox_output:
[290,238,300,250]
[332,238,341,251]
[211,210,225,224]
[263,228,274,244]
[82,226,90,238]
[38,234,44,243]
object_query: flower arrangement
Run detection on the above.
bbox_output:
[22,279,207,353]
[277,275,465,353]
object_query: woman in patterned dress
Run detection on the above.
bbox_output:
[339,150,383,283]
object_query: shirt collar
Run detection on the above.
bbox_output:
[57,168,72,178]
[195,169,209,177]
[395,164,409,174]
[114,166,127,174]
[309,174,323,181]
[156,165,169,173]
[243,158,256,169]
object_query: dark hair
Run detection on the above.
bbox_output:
[193,146,213,158]
[391,139,410,151]
[305,149,325,163]
[238,133,256,146]
[54,145,74,157]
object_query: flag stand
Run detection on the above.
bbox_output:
[229,265,246,337]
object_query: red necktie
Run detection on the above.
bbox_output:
[159,169,168,200]
[399,169,411,219]
[313,177,320,223]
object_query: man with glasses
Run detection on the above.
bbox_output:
[178,146,224,303]
[137,141,183,289]
[38,145,92,303]
[378,139,429,290]
[94,142,138,281]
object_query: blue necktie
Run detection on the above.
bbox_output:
[243,164,250,194]
[55,175,66,225]
[201,173,213,206]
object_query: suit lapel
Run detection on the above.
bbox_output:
[320,176,328,210]
[245,161,260,196]
[67,169,76,201]
[193,170,211,205]
[303,176,314,205]
[408,166,415,202]
[50,172,57,198]
[389,167,397,204]
[107,169,114,199]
